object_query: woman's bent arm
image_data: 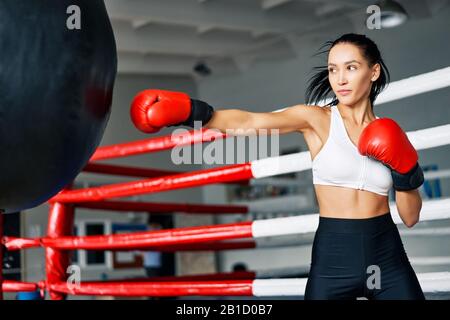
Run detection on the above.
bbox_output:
[395,189,422,228]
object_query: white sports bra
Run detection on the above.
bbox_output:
[312,105,393,196]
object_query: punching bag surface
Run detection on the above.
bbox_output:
[0,0,117,213]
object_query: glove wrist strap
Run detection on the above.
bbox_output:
[391,163,424,191]
[171,99,214,128]
[185,99,214,128]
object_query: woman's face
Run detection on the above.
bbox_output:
[327,43,380,106]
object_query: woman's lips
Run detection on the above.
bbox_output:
[337,90,352,96]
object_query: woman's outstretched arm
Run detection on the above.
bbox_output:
[205,104,322,135]
[130,88,322,136]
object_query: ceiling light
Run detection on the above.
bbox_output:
[377,0,408,28]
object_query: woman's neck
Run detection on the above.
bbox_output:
[337,100,375,125]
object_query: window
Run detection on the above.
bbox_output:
[85,223,106,265]
[74,220,112,270]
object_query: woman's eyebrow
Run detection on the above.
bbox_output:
[328,60,361,66]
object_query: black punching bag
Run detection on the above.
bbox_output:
[0,0,117,213]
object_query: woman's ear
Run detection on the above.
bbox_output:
[371,63,381,82]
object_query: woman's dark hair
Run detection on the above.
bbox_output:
[305,33,390,108]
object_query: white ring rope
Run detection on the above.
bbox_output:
[376,67,450,105]
[251,198,450,238]
[251,272,450,296]
[250,226,450,249]
[274,66,450,111]
[250,124,450,179]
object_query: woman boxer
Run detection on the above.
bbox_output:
[130,33,425,300]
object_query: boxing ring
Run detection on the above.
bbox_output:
[0,66,449,300]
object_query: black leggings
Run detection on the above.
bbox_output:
[305,212,425,300]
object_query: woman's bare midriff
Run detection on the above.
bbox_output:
[314,184,390,218]
[303,106,390,219]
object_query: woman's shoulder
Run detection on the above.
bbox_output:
[304,104,332,110]
[295,104,331,113]
[304,104,332,120]
[292,104,331,131]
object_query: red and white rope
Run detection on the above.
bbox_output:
[6,198,450,251]
[10,272,449,297]
[51,122,450,203]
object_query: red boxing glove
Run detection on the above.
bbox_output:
[358,118,424,191]
[130,89,191,133]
